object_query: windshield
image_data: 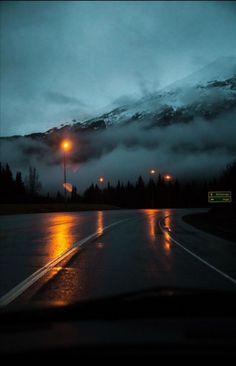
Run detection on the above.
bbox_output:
[0,1,236,310]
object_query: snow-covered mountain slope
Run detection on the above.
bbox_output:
[68,56,236,130]
[1,57,235,184]
[3,56,236,141]
[75,76,234,133]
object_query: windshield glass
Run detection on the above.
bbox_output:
[0,1,236,310]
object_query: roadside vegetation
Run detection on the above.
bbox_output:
[0,161,235,214]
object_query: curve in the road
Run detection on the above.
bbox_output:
[158,216,236,286]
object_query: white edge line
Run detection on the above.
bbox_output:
[0,219,129,306]
[158,216,236,286]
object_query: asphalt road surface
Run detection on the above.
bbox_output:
[0,209,235,306]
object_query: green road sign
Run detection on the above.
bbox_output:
[208,191,232,203]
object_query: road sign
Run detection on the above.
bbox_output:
[208,191,232,203]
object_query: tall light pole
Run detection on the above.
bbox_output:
[61,140,71,202]
[97,177,105,204]
[149,168,156,208]
[164,174,172,208]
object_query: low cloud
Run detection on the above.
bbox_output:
[0,108,235,192]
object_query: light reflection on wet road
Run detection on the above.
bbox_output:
[144,209,159,243]
[0,210,139,296]
[46,214,79,260]
[0,209,235,305]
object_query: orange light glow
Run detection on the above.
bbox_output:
[144,209,158,241]
[63,182,73,192]
[61,140,71,151]
[164,212,171,229]
[47,214,77,260]
[150,169,156,175]
[96,211,104,236]
[163,212,172,255]
[164,240,171,253]
[164,174,172,181]
[44,213,80,305]
[99,176,104,183]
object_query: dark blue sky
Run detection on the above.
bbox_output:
[1,1,236,136]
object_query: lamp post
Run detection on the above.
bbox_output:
[149,168,156,208]
[97,177,105,204]
[164,174,172,208]
[61,140,71,202]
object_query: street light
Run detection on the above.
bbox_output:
[98,176,105,183]
[61,140,71,202]
[164,174,172,181]
[164,174,172,208]
[149,168,157,208]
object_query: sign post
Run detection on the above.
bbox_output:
[208,191,232,203]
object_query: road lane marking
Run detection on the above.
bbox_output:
[0,219,129,306]
[159,217,236,285]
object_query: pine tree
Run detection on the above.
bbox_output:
[0,163,15,201]
[15,172,25,196]
[71,185,78,202]
[25,166,42,196]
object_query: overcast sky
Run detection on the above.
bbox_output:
[1,1,236,136]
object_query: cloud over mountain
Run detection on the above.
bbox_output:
[1,57,236,192]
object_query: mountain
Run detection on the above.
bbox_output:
[2,56,236,141]
[1,57,235,187]
[44,56,236,135]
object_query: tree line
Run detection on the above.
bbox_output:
[0,163,42,203]
[83,163,235,208]
[0,161,235,207]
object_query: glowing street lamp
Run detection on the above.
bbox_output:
[164,174,172,181]
[164,174,172,208]
[62,141,70,151]
[61,140,71,201]
[149,168,157,208]
[98,176,105,183]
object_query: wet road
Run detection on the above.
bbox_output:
[0,209,235,306]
